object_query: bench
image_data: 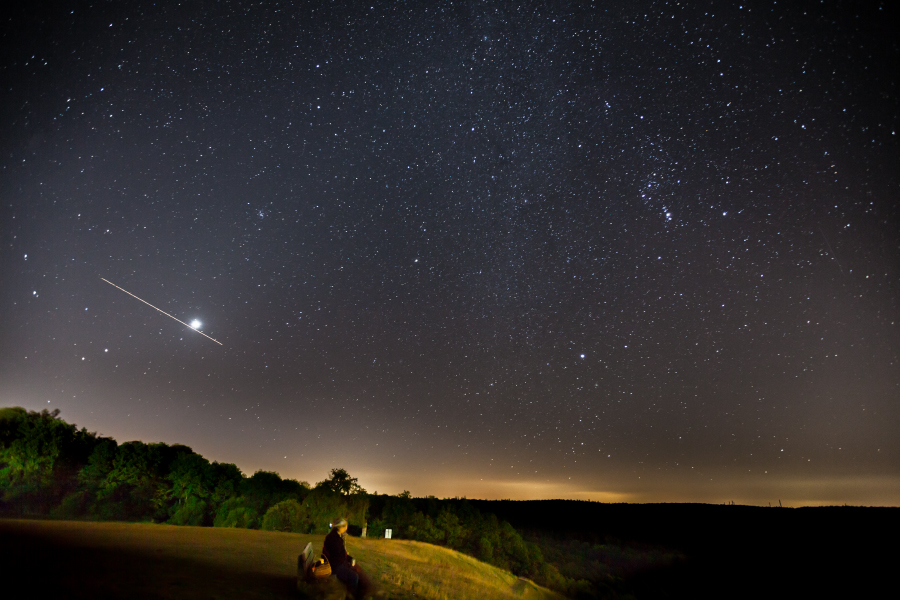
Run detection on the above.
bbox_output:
[297,542,351,599]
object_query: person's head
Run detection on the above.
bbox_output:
[332,518,348,534]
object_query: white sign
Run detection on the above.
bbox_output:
[385,528,392,539]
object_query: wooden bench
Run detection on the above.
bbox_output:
[297,542,351,599]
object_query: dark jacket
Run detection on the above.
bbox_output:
[323,529,349,568]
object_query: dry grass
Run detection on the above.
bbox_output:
[347,536,561,600]
[0,519,563,600]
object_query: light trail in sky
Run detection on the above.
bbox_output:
[101,277,223,346]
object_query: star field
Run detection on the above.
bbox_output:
[1,1,898,505]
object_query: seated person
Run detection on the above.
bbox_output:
[323,518,372,599]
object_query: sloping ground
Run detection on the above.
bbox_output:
[0,519,563,600]
[349,537,556,600]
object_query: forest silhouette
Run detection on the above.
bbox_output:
[0,406,664,598]
[2,407,893,599]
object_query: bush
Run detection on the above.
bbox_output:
[366,517,387,539]
[169,497,209,526]
[217,506,259,528]
[406,511,442,544]
[214,497,259,528]
[50,490,92,519]
[477,535,494,563]
[261,499,305,532]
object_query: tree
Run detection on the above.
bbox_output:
[316,468,366,495]
[213,497,259,529]
[78,438,118,488]
[169,453,212,503]
[436,508,467,549]
[261,499,305,532]
[241,470,304,515]
[0,408,100,514]
[167,452,213,525]
[95,441,192,521]
[0,407,28,447]
[406,511,441,544]
[209,461,244,505]
[0,408,78,485]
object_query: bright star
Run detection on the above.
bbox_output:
[190,320,201,329]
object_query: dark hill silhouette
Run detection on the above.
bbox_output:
[465,500,898,599]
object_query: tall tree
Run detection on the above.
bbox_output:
[317,468,366,495]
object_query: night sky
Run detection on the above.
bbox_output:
[2,1,898,506]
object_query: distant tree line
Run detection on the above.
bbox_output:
[1,407,638,599]
[0,408,366,532]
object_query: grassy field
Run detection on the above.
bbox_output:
[0,519,564,600]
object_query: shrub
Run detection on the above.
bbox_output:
[50,490,92,519]
[477,535,494,563]
[214,497,259,528]
[261,499,305,532]
[169,497,209,526]
[218,506,259,528]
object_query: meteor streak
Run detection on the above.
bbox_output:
[101,277,223,346]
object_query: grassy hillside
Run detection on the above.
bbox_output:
[0,519,564,600]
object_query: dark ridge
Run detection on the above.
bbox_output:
[466,500,899,599]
